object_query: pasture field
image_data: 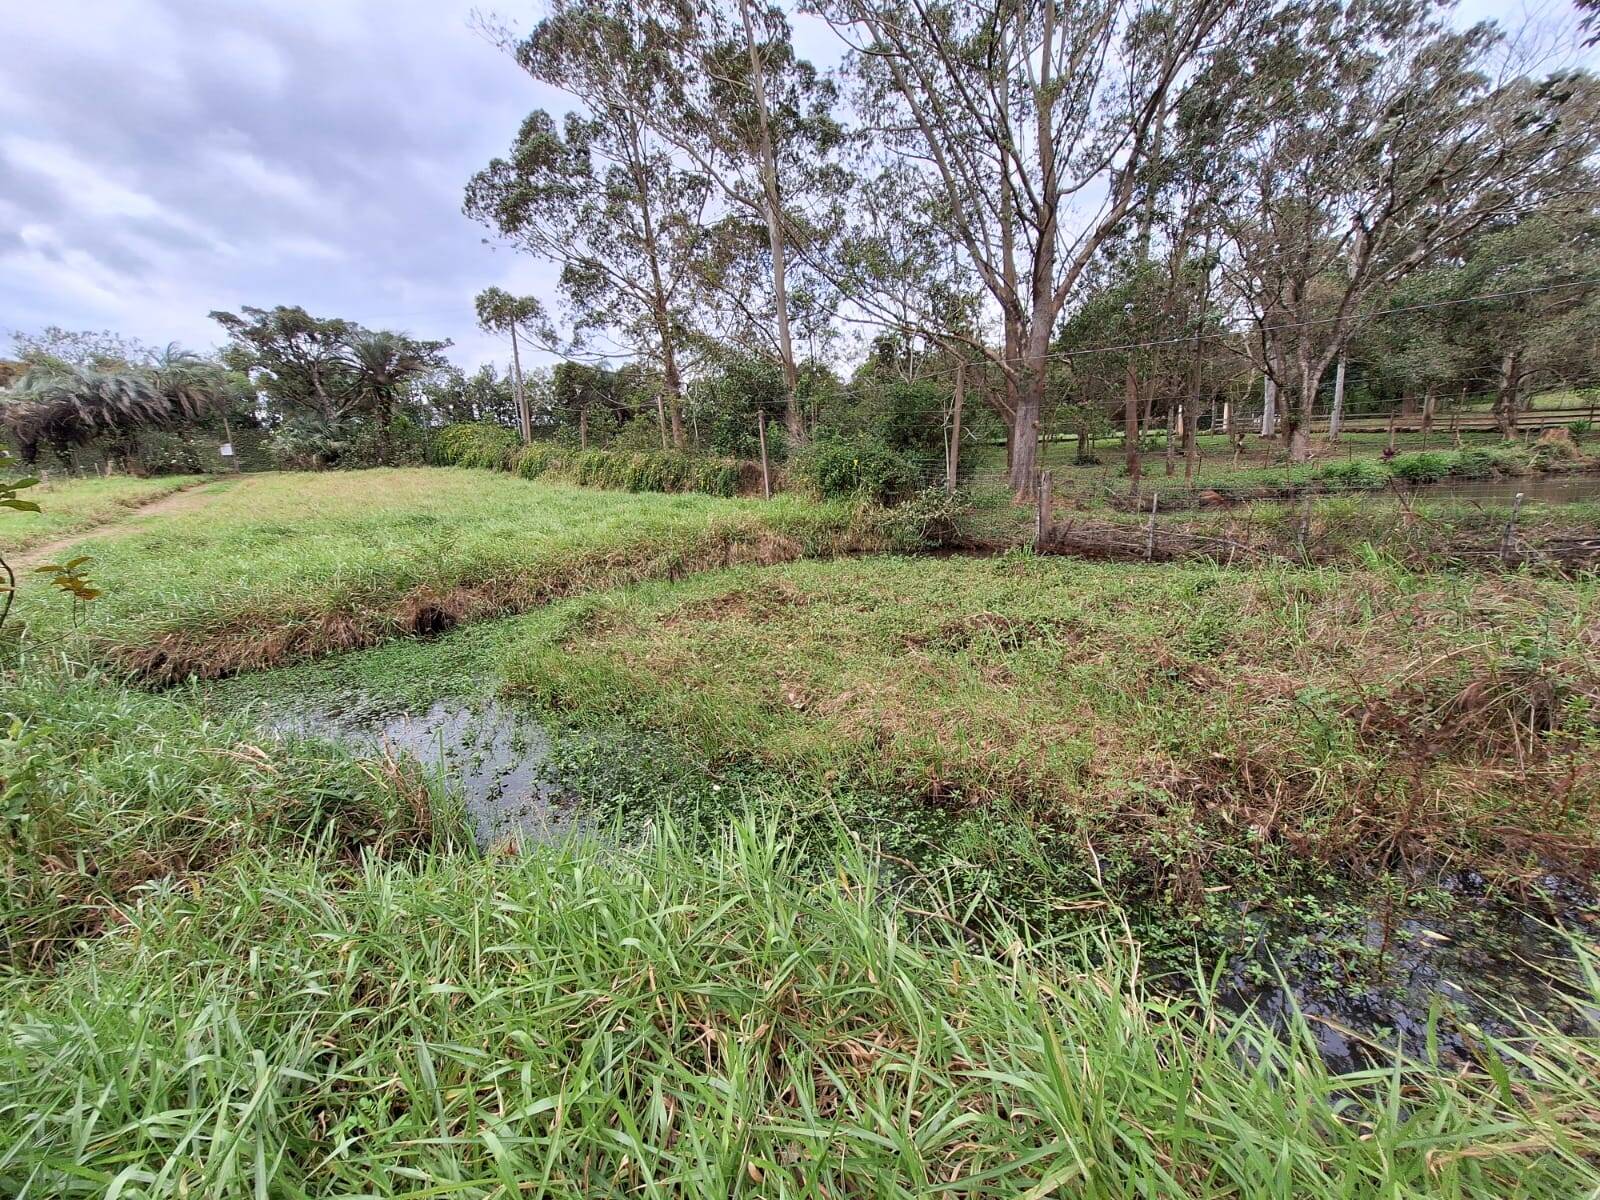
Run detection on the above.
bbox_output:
[7,468,871,680]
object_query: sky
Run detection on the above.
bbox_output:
[0,0,1588,374]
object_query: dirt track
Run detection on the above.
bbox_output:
[12,478,240,571]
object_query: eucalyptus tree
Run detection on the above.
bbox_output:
[814,0,1251,497]
[622,0,846,445]
[466,3,712,450]
[1215,0,1600,462]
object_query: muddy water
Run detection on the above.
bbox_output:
[271,698,577,848]
[1221,874,1599,1072]
[1403,473,1600,505]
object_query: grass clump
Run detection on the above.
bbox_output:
[10,469,872,680]
[5,812,1599,1197]
[430,421,520,470]
[1317,458,1390,489]
[1388,451,1455,483]
[432,423,743,497]
[0,663,458,971]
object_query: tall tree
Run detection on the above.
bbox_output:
[211,305,447,434]
[628,0,845,445]
[466,3,710,449]
[1216,0,1600,461]
[474,288,551,444]
[817,0,1248,496]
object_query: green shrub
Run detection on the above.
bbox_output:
[1316,459,1389,489]
[429,422,519,470]
[1569,420,1591,441]
[1388,451,1453,484]
[431,425,739,497]
[791,433,914,502]
[1448,447,1514,479]
[513,443,564,479]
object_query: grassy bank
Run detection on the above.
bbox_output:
[0,662,457,971]
[0,473,206,554]
[498,555,1600,900]
[9,469,872,681]
[3,731,1597,1196]
[432,421,749,497]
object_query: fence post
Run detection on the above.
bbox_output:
[1500,491,1524,567]
[1297,496,1313,564]
[757,411,771,501]
[1145,492,1159,561]
[1035,469,1053,545]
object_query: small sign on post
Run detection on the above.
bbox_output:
[218,443,234,458]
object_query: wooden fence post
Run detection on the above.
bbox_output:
[946,359,965,495]
[1035,469,1053,545]
[1145,492,1159,561]
[757,410,772,501]
[1500,491,1524,567]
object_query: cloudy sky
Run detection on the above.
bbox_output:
[0,0,1587,373]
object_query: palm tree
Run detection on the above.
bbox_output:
[0,346,235,470]
[345,331,447,460]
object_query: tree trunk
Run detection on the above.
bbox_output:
[1329,353,1346,441]
[1260,373,1276,438]
[946,359,964,494]
[738,0,802,445]
[1496,350,1521,437]
[1164,401,1176,476]
[661,341,685,449]
[579,406,588,450]
[509,326,531,445]
[1421,383,1437,438]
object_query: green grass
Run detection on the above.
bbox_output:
[4,792,1599,1197]
[0,473,207,554]
[5,468,1600,1195]
[496,554,1600,898]
[10,469,872,681]
[0,661,458,970]
[1078,494,1600,570]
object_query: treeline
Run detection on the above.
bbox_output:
[0,312,454,474]
[457,0,1600,495]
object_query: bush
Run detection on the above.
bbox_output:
[429,422,519,470]
[438,429,739,498]
[791,433,914,503]
[1387,451,1453,484]
[1569,420,1591,441]
[611,415,669,452]
[1448,447,1515,479]
[1317,459,1389,489]
[266,417,361,470]
[513,443,565,479]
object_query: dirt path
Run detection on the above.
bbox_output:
[11,478,242,571]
